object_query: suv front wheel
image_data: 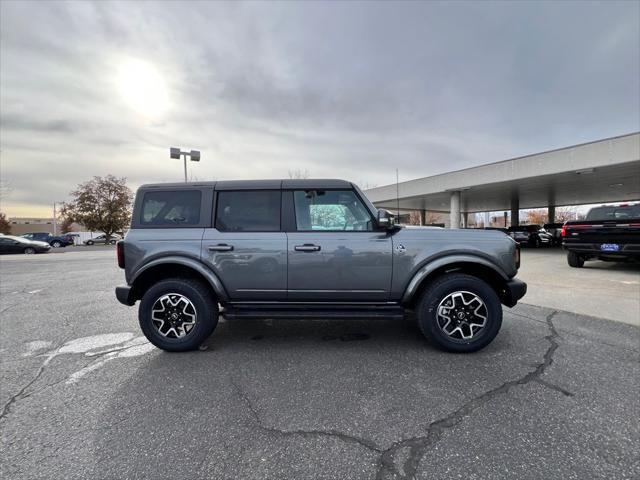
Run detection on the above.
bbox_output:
[139,278,218,352]
[417,273,502,353]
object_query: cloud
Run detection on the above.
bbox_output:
[0,0,638,216]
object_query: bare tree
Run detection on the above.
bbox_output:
[0,212,10,234]
[59,216,74,234]
[288,169,310,179]
[525,209,548,225]
[554,206,580,223]
[62,175,133,241]
[357,181,378,190]
[407,211,421,225]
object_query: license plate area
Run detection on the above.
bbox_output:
[600,243,620,252]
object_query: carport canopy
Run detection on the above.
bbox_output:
[365,132,640,227]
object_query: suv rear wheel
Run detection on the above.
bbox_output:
[567,251,584,268]
[139,278,218,352]
[417,273,502,353]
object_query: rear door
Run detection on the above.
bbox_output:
[286,188,392,301]
[201,189,287,300]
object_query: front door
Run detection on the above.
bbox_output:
[287,189,392,301]
[201,190,287,301]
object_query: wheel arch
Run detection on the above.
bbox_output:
[402,256,510,308]
[130,257,228,303]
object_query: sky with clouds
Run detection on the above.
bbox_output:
[1,0,638,217]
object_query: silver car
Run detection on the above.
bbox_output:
[84,234,121,245]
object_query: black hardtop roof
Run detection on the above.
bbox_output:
[139,179,354,190]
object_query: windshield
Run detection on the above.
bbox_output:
[586,205,640,221]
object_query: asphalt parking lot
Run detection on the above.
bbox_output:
[1,249,639,479]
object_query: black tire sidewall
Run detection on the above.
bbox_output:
[139,279,217,352]
[567,251,584,268]
[418,274,503,353]
[24,248,36,254]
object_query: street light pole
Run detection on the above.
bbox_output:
[170,148,201,182]
[52,201,64,236]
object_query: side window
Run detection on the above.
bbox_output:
[140,190,202,226]
[215,191,281,232]
[293,190,373,231]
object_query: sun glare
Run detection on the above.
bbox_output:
[117,59,169,119]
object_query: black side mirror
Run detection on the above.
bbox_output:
[377,209,396,230]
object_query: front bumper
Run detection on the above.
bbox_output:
[501,278,527,308]
[115,285,135,306]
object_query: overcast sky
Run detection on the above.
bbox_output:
[1,0,638,217]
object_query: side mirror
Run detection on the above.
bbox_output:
[377,209,396,230]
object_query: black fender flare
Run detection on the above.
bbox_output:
[401,254,508,304]
[131,255,229,302]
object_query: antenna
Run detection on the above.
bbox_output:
[396,169,400,218]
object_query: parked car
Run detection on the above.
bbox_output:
[0,235,51,254]
[507,225,553,247]
[84,234,121,245]
[543,223,564,246]
[562,203,640,267]
[21,232,74,248]
[115,179,526,353]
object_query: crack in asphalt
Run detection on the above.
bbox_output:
[375,310,563,479]
[231,377,384,453]
[0,340,67,421]
[231,310,566,480]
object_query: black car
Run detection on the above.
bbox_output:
[21,232,73,247]
[0,235,52,254]
[508,225,553,247]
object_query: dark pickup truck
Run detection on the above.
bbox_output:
[562,203,640,267]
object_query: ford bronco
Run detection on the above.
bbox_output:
[115,179,526,353]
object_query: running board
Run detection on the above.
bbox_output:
[222,304,405,321]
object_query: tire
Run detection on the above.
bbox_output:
[139,278,218,352]
[86,240,94,246]
[24,247,36,255]
[51,241,62,248]
[109,240,117,245]
[416,273,502,353]
[567,251,584,268]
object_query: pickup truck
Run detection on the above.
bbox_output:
[562,203,640,267]
[115,179,526,353]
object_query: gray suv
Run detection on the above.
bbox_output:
[116,179,526,353]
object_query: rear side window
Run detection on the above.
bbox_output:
[215,191,281,232]
[140,190,202,226]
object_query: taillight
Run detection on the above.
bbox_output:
[117,241,125,269]
[560,225,566,237]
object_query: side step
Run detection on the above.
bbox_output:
[223,304,405,321]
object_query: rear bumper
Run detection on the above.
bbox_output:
[563,242,640,259]
[502,278,527,308]
[115,285,135,306]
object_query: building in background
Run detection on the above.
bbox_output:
[8,217,84,236]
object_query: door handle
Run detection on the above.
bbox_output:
[294,244,321,252]
[208,244,234,252]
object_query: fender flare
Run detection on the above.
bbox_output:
[131,255,229,302]
[401,254,508,304]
